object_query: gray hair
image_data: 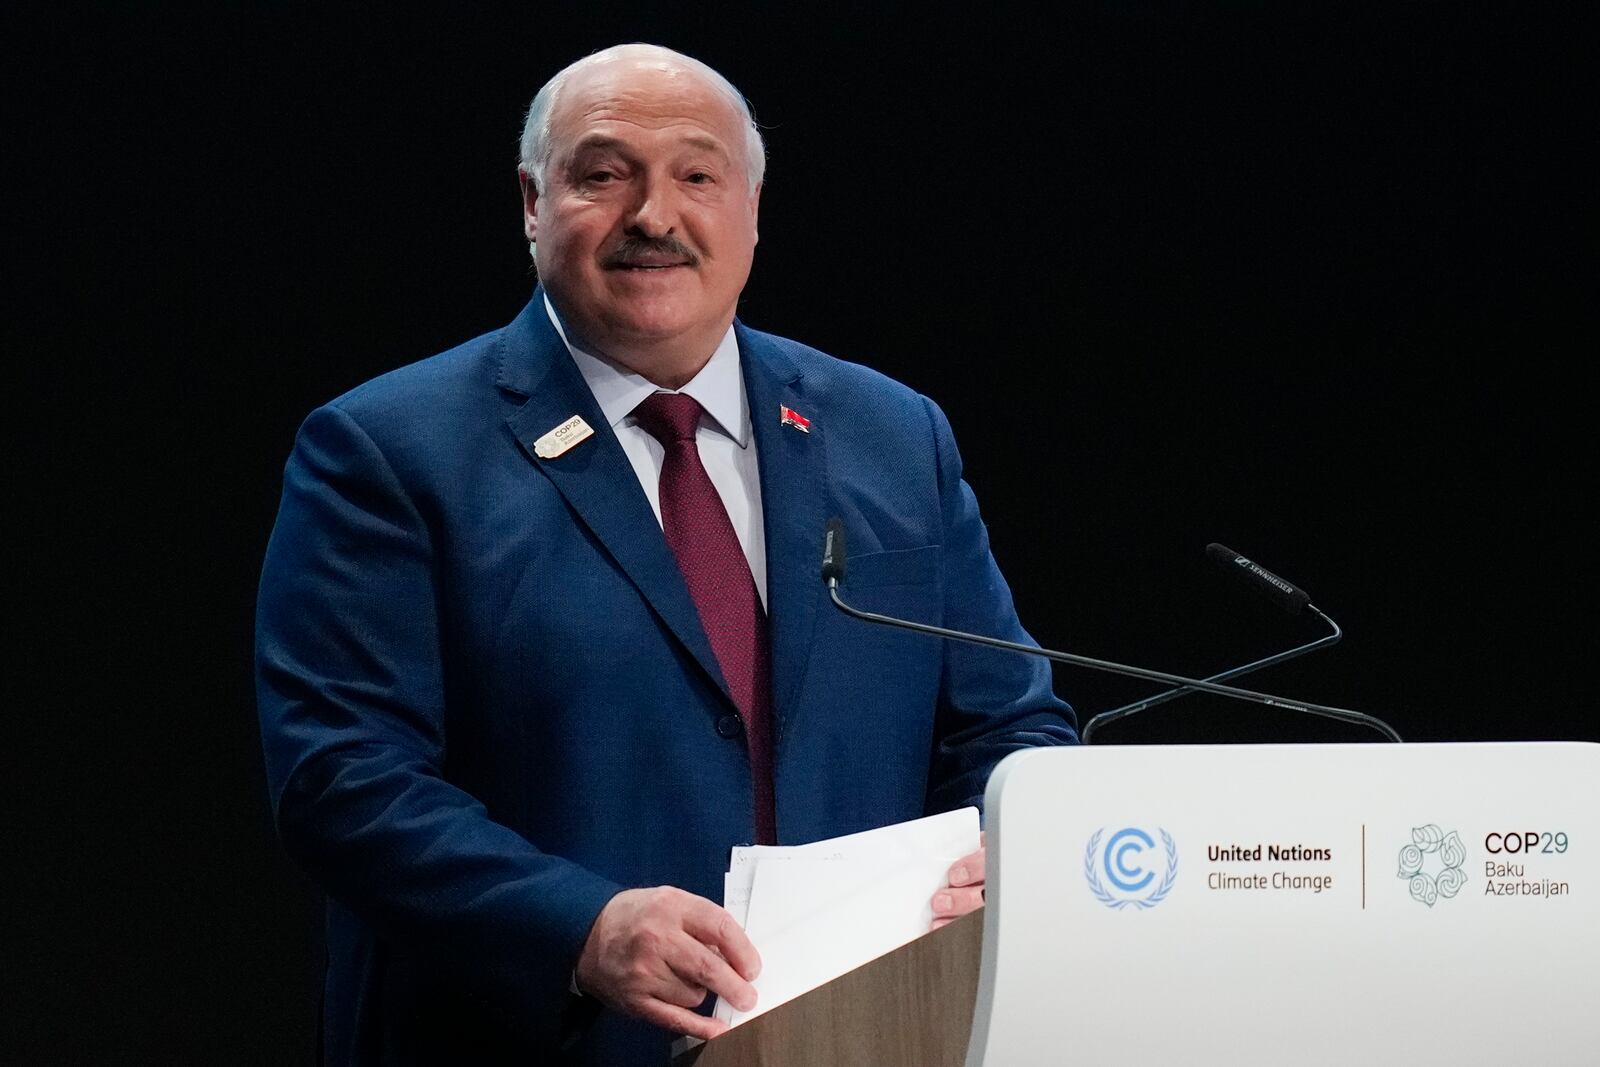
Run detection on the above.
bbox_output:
[519,45,766,258]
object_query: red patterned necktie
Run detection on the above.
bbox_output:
[632,392,776,844]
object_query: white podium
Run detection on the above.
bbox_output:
[968,742,1600,1066]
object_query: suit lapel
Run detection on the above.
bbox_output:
[500,296,733,706]
[739,325,828,740]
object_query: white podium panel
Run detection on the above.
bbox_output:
[968,742,1599,1066]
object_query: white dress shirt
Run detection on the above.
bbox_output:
[544,295,768,607]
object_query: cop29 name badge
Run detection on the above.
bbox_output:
[1085,826,1179,910]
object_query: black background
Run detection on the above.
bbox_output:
[12,3,1592,1062]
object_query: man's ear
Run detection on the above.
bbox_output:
[749,180,762,245]
[519,168,539,242]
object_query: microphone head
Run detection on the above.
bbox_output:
[1207,543,1312,615]
[821,518,848,584]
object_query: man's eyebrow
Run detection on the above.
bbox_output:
[678,133,732,159]
[568,134,629,157]
[567,132,731,159]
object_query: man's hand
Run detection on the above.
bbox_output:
[575,886,761,1040]
[930,834,986,930]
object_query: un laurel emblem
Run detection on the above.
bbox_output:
[1084,827,1179,910]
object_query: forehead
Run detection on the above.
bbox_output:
[549,59,745,156]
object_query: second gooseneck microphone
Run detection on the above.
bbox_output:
[1080,545,1340,741]
[820,519,1402,743]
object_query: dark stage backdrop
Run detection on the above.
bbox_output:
[12,3,1592,1062]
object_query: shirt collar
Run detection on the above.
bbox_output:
[544,294,749,448]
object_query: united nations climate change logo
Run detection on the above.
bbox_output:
[1084,827,1178,910]
[1397,823,1467,907]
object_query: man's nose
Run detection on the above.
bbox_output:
[623,172,675,237]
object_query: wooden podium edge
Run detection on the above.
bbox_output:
[676,909,983,1067]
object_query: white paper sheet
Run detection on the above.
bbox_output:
[714,807,980,1026]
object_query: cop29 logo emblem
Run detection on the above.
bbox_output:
[1084,827,1179,910]
[1397,823,1466,907]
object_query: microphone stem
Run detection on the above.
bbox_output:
[827,583,1401,743]
[1081,606,1343,742]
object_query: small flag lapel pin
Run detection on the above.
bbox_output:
[533,414,595,458]
[779,405,812,433]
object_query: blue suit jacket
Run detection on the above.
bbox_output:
[255,293,1076,1065]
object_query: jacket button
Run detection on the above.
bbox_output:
[715,714,744,739]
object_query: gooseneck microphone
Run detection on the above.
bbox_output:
[819,519,1402,743]
[1205,542,1311,614]
[1080,545,1341,742]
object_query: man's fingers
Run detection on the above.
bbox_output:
[682,901,762,982]
[949,845,987,887]
[934,840,988,932]
[635,998,730,1042]
[576,886,763,1036]
[932,885,985,917]
[668,934,757,1012]
[651,968,708,1010]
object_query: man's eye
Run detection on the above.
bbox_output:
[686,172,713,184]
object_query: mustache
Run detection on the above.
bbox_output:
[602,234,700,268]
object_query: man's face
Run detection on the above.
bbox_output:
[524,58,761,379]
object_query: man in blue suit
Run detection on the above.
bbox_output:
[256,44,1077,1065]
